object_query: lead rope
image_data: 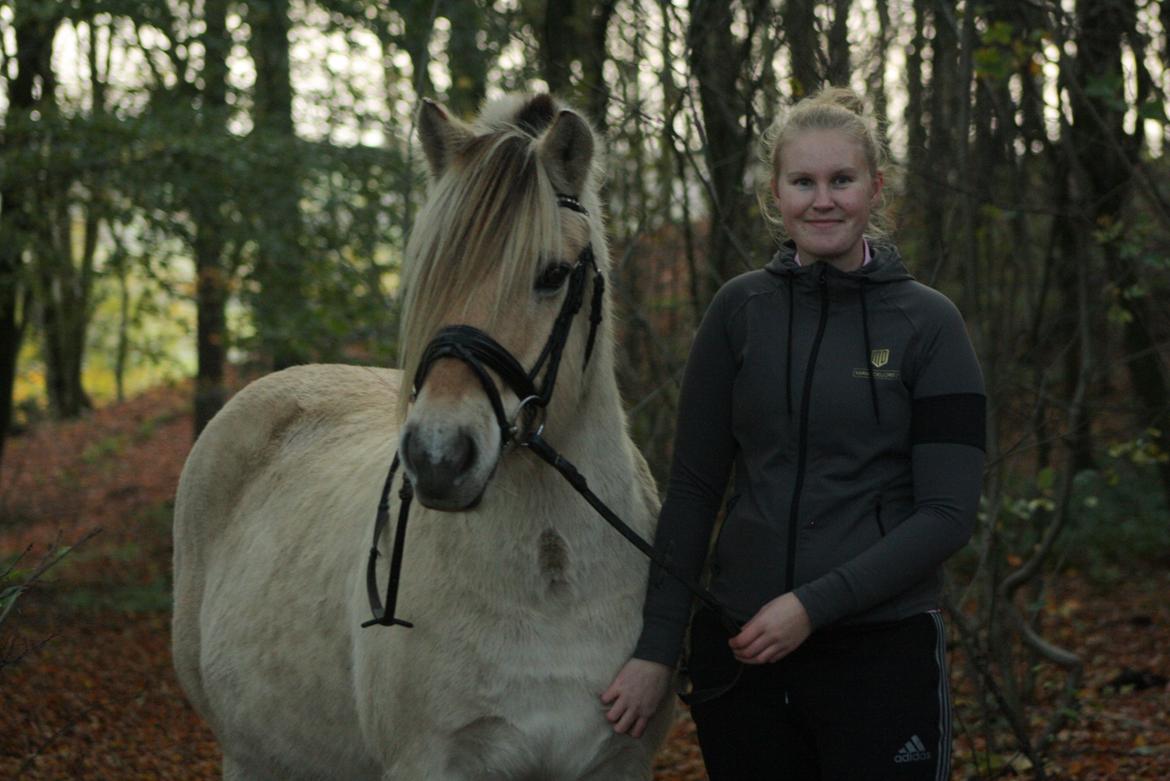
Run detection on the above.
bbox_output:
[520,431,744,706]
[361,190,743,699]
[520,431,739,632]
[362,427,744,698]
[362,423,743,636]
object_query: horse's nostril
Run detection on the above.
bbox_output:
[402,427,478,501]
[401,429,415,462]
[402,429,428,476]
[451,433,476,474]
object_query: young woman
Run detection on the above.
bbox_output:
[600,87,986,780]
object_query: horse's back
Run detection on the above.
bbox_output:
[173,364,400,779]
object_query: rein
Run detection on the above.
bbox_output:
[362,194,738,641]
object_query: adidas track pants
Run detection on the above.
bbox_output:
[687,609,952,780]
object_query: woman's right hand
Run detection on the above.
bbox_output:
[600,658,673,738]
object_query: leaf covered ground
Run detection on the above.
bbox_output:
[1,384,1168,779]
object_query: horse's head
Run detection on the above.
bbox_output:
[398,94,608,511]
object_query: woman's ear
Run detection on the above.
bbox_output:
[871,169,884,202]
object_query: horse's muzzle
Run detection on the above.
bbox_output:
[400,427,486,511]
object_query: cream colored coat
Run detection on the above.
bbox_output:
[172,95,672,780]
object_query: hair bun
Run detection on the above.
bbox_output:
[813,86,865,116]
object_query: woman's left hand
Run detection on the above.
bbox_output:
[728,592,812,664]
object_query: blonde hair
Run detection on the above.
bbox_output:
[759,86,889,236]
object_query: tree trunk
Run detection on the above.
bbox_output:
[444,0,488,117]
[1069,0,1170,498]
[922,0,958,284]
[249,0,305,371]
[687,0,762,295]
[826,0,852,86]
[904,0,927,210]
[400,1,436,99]
[869,0,891,134]
[783,0,820,97]
[3,2,67,436]
[192,0,231,436]
[193,220,229,435]
[540,0,576,95]
[39,193,97,419]
[0,3,60,467]
[530,0,614,129]
[582,0,616,130]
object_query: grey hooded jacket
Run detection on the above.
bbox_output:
[633,241,986,666]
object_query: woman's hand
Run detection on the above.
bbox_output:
[600,658,673,738]
[728,592,812,664]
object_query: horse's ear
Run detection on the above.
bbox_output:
[418,99,472,178]
[538,109,595,197]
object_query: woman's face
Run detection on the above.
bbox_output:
[772,129,882,272]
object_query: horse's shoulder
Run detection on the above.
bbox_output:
[223,363,398,426]
[179,364,401,517]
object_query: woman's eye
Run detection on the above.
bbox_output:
[535,262,572,293]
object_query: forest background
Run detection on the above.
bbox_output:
[2,0,1169,779]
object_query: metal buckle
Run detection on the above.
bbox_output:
[509,394,546,445]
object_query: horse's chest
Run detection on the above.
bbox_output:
[537,527,570,592]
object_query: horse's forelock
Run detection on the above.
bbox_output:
[398,128,567,418]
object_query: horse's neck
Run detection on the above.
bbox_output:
[547,366,629,463]
[503,369,642,512]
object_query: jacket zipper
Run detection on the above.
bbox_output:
[785,269,830,592]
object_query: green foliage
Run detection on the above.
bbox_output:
[1059,451,1170,582]
[229,136,413,367]
[81,433,127,466]
[61,578,172,613]
[968,431,1169,586]
[133,407,183,442]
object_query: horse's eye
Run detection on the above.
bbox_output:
[535,262,573,293]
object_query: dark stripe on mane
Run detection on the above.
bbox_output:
[515,94,557,137]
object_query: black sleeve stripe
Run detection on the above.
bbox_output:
[911,393,986,451]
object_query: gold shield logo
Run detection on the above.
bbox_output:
[871,349,890,368]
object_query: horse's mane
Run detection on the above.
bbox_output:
[398,96,596,418]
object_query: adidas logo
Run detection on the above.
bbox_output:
[893,734,932,764]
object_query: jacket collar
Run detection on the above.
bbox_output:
[764,239,914,285]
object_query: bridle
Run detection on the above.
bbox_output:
[409,193,604,450]
[361,193,739,655]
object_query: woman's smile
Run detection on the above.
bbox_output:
[773,128,882,271]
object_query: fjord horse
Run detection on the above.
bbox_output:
[172,93,670,779]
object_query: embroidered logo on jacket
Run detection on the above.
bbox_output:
[853,347,900,380]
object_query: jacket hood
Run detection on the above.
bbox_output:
[764,239,914,284]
